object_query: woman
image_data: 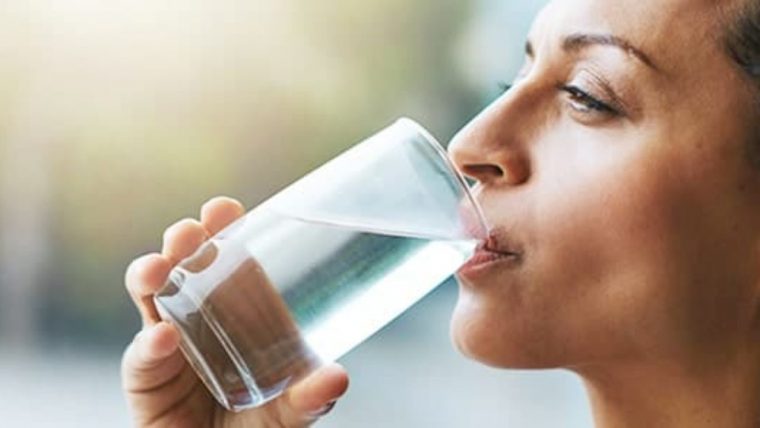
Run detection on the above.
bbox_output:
[122,0,760,426]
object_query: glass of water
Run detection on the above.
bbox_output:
[154,118,488,411]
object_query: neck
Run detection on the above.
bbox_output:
[575,348,760,428]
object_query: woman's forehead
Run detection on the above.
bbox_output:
[527,0,736,75]
[531,0,724,41]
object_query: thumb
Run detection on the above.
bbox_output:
[268,363,350,427]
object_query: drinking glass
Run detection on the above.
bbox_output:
[154,118,488,411]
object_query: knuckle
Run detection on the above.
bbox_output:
[163,218,200,241]
[203,196,244,215]
[124,253,164,293]
[124,254,149,291]
[201,196,224,211]
[206,195,236,207]
[162,219,206,253]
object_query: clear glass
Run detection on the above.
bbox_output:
[154,118,488,411]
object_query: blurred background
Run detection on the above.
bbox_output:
[0,0,593,426]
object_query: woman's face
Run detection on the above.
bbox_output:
[449,0,760,370]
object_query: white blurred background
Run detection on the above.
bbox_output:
[0,0,593,426]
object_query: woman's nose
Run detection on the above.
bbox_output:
[448,103,531,187]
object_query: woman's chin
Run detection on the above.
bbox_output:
[449,295,564,369]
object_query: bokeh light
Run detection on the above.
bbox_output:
[0,1,592,426]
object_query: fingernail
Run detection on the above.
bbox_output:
[309,400,337,417]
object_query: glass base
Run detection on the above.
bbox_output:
[154,279,265,412]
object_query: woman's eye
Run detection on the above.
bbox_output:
[560,85,620,117]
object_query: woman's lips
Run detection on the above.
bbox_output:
[457,233,522,278]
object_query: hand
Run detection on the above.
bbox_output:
[122,196,349,427]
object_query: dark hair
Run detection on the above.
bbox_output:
[726,0,760,79]
[724,0,760,166]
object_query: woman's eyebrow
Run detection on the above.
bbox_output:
[561,32,658,71]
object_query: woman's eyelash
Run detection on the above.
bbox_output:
[560,85,619,115]
[497,82,622,118]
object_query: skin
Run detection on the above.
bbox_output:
[448,0,760,426]
[123,0,760,426]
[122,197,349,428]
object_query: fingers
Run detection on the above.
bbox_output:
[125,197,243,327]
[291,363,349,413]
[123,196,245,390]
[125,253,172,326]
[125,218,207,327]
[274,363,350,425]
[201,196,245,236]
[162,218,208,264]
[122,322,185,394]
[124,219,206,326]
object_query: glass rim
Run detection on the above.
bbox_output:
[394,117,489,237]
